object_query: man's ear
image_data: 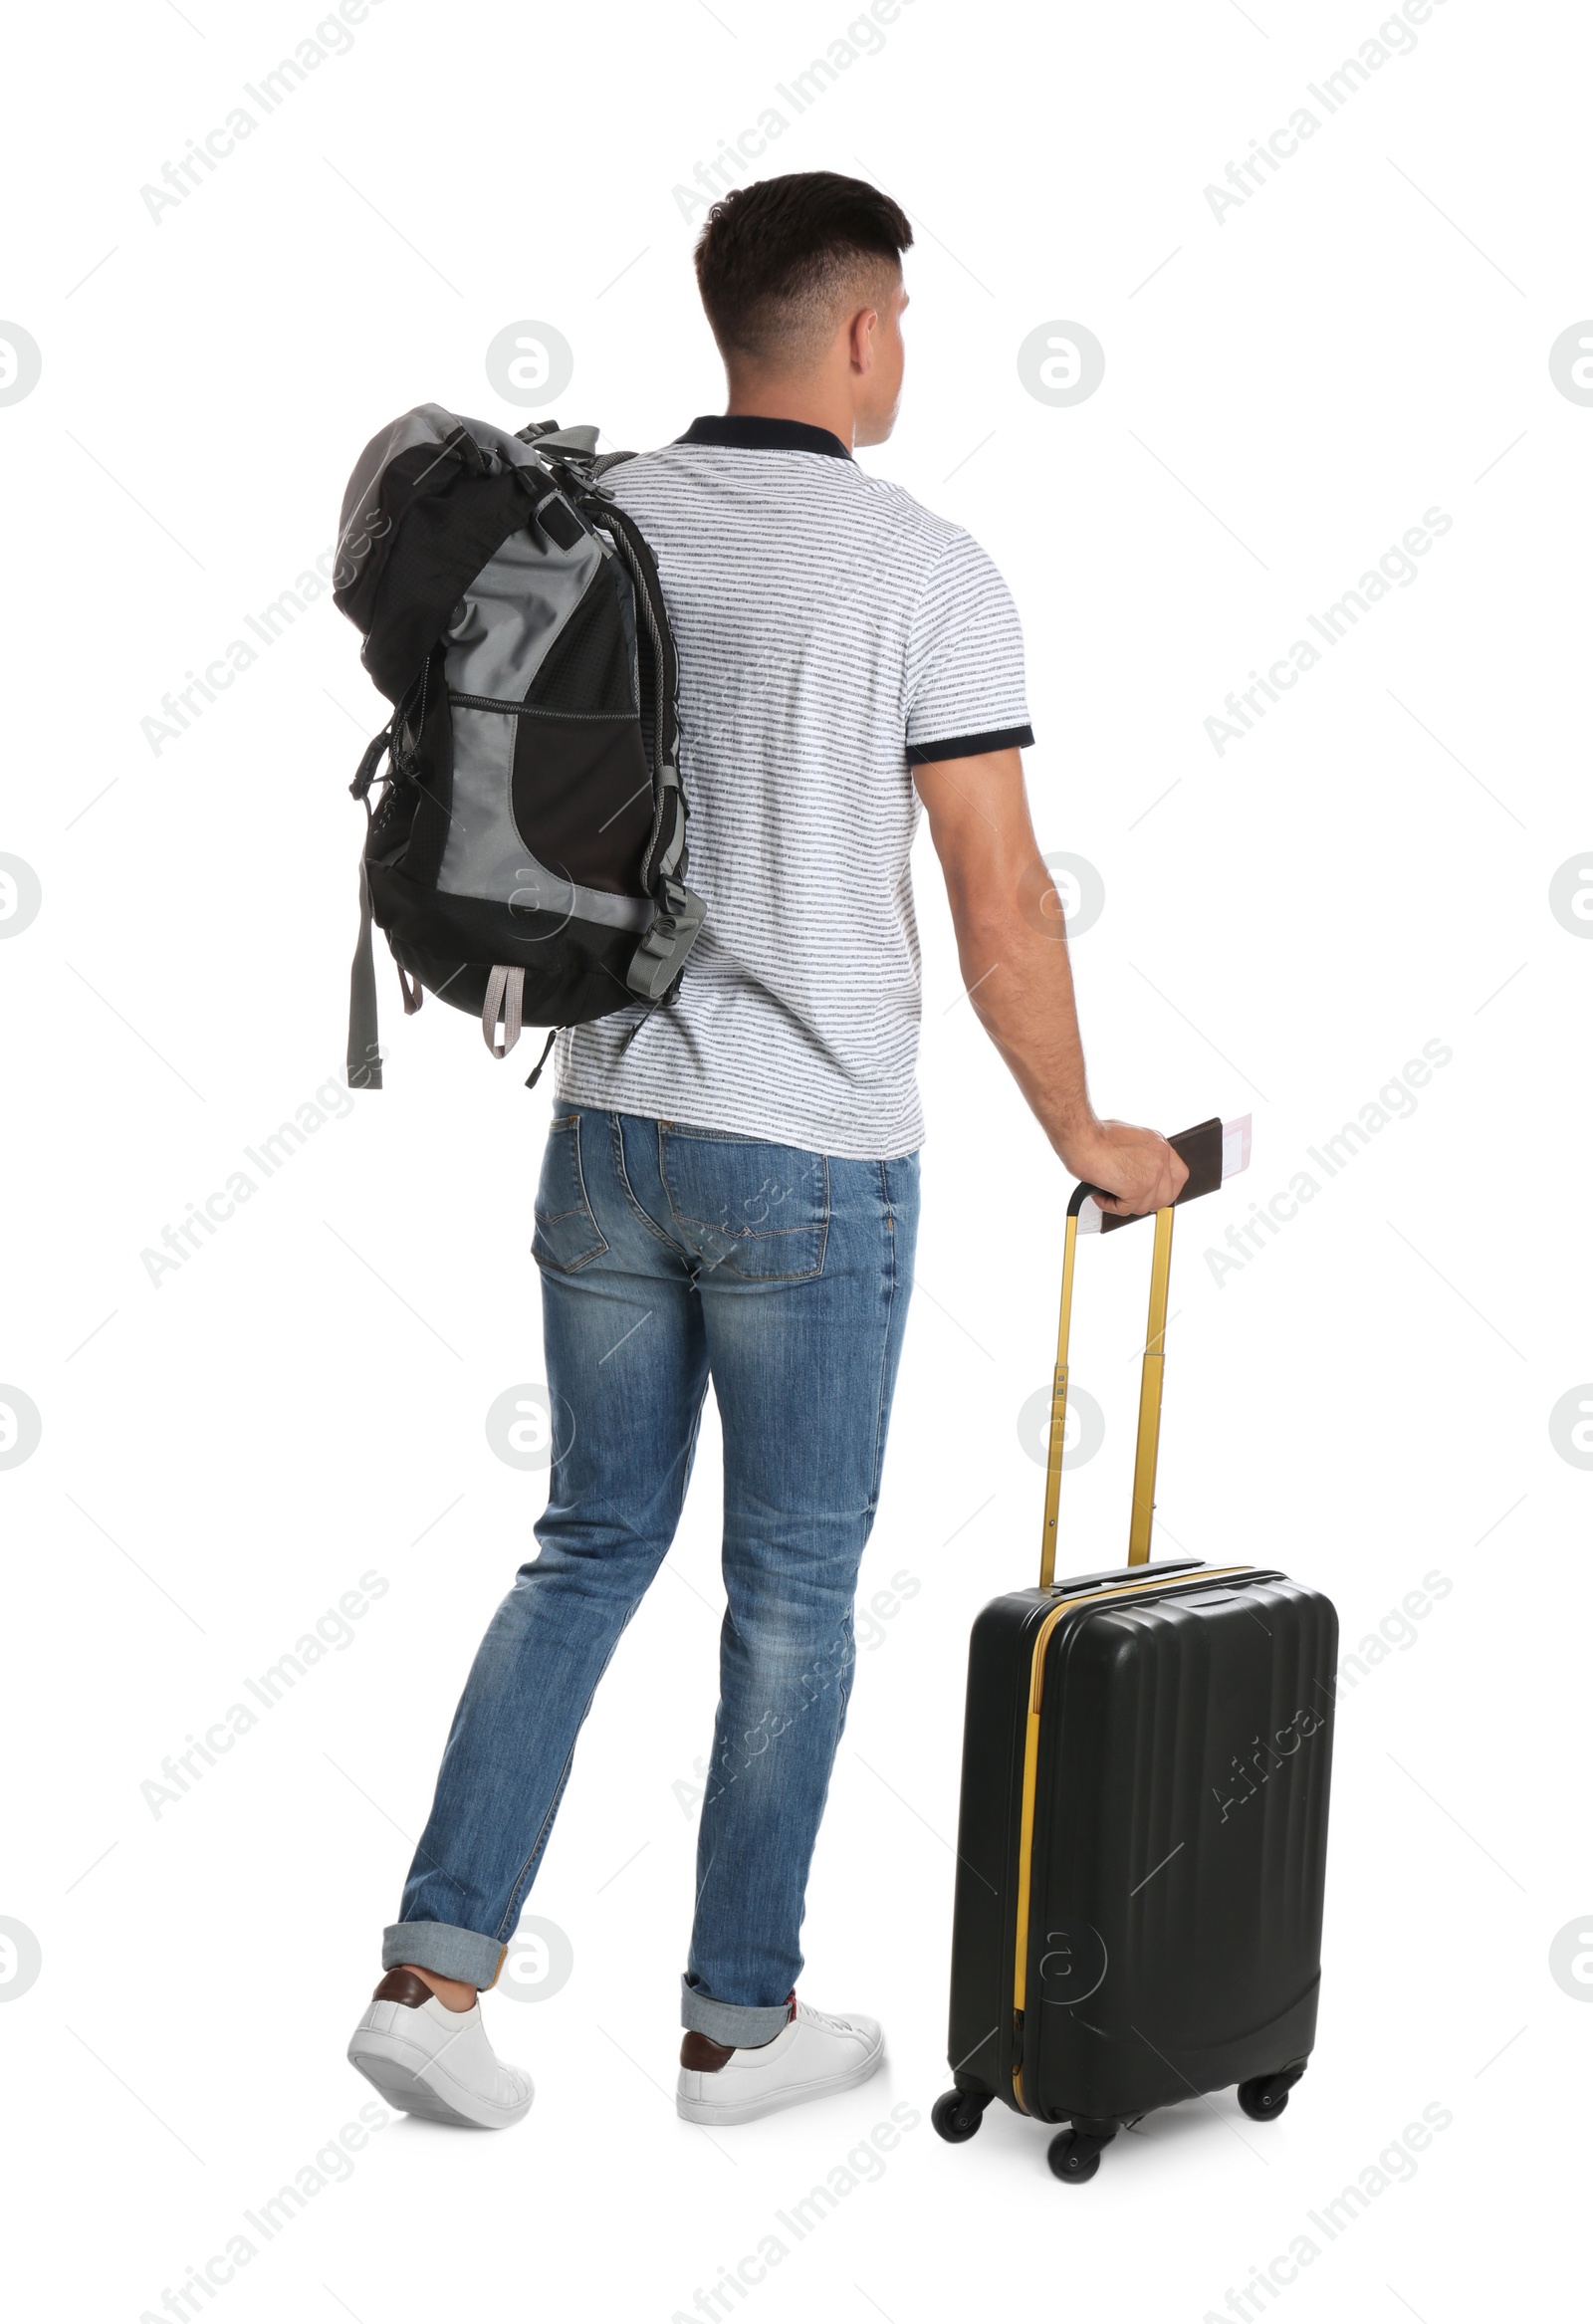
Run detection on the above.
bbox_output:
[849,306,878,374]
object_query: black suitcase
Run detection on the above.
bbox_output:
[934,1119,1337,2182]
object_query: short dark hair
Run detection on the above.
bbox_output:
[693,171,913,365]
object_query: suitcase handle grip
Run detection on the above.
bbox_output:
[1068,1113,1227,1231]
[1038,1117,1233,1589]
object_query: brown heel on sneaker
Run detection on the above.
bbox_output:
[680,2030,737,2071]
[371,1969,433,2007]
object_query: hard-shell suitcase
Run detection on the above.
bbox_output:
[934,1118,1337,2182]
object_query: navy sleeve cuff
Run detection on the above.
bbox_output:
[905,723,1034,766]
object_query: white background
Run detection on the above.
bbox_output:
[2,1,1587,2317]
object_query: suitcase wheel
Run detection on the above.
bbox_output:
[1237,2062,1307,2123]
[1047,2126,1112,2184]
[932,2089,991,2144]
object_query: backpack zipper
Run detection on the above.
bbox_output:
[447,691,633,722]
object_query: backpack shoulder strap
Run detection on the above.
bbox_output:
[568,490,705,1001]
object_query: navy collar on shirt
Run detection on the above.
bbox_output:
[676,414,853,461]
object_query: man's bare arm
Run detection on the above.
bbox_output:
[914,747,1187,1217]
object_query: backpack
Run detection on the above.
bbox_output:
[333,405,705,1089]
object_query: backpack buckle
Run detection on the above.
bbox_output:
[349,720,394,801]
[625,878,705,1001]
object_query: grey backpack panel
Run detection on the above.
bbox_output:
[440,701,652,932]
[440,517,606,704]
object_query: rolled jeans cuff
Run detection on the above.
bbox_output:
[382,1921,507,1990]
[680,1973,793,2047]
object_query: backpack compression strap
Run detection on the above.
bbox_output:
[345,720,395,1090]
[347,843,382,1090]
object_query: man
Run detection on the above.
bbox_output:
[347,170,1185,2132]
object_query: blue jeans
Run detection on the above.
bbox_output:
[384,1108,920,2044]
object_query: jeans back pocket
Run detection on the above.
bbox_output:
[659,1128,828,1280]
[533,1113,608,1273]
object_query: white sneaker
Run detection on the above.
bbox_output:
[676,1999,884,2126]
[347,1969,533,2129]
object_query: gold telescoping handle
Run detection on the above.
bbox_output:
[1037,1186,1177,1588]
[1126,1205,1174,1565]
[1037,1203,1080,1591]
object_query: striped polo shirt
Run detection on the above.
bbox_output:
[555,414,1033,1158]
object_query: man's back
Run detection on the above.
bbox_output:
[557,414,1031,1159]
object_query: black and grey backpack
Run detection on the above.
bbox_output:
[334,405,705,1088]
